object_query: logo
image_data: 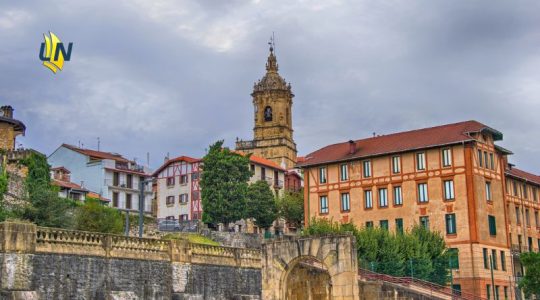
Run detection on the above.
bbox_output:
[39,31,73,73]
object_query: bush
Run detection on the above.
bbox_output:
[74,198,123,234]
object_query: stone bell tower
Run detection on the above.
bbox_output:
[236,43,297,169]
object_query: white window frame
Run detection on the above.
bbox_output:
[444,180,455,200]
[418,183,428,203]
[320,196,329,214]
[363,160,372,178]
[392,156,401,174]
[379,188,388,207]
[416,152,426,170]
[319,167,327,184]
[364,190,373,208]
[442,148,452,167]
[486,182,492,201]
[341,193,350,211]
[393,186,403,205]
[340,164,348,181]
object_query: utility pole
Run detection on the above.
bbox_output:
[138,178,153,238]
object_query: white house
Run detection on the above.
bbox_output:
[153,153,286,221]
[48,144,153,213]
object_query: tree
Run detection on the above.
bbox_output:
[246,180,278,230]
[277,190,304,229]
[74,198,124,234]
[21,152,75,228]
[519,252,540,298]
[200,140,252,228]
[0,167,9,221]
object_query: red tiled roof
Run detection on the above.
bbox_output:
[249,154,286,171]
[52,179,88,191]
[51,166,70,173]
[152,156,201,177]
[86,191,110,202]
[62,144,131,163]
[506,168,540,186]
[298,120,503,167]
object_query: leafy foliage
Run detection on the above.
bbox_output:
[246,180,278,229]
[303,218,451,285]
[162,233,219,246]
[74,198,124,234]
[20,152,75,228]
[277,190,304,229]
[200,140,252,226]
[519,252,540,297]
[0,166,9,221]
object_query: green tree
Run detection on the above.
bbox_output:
[74,198,123,234]
[0,166,9,221]
[519,252,540,298]
[21,152,74,228]
[277,190,304,229]
[200,140,251,228]
[246,180,278,230]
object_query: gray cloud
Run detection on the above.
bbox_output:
[1,0,539,173]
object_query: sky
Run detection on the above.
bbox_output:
[1,0,539,172]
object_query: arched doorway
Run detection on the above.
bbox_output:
[284,257,332,300]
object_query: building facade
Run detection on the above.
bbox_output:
[298,120,530,299]
[154,154,285,222]
[0,105,25,150]
[236,45,297,170]
[48,144,152,213]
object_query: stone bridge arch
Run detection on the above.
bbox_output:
[261,234,359,300]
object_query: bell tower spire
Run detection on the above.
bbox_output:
[236,38,297,169]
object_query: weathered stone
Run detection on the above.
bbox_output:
[106,291,139,300]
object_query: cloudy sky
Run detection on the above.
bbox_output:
[1,0,539,172]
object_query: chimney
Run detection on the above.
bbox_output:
[348,140,356,154]
[1,105,14,119]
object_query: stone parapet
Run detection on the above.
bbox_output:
[190,243,261,269]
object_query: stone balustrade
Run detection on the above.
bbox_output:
[2,221,261,267]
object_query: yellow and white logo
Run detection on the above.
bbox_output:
[39,31,73,73]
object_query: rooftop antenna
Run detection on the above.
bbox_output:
[268,32,276,54]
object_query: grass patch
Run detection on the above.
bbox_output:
[162,233,219,246]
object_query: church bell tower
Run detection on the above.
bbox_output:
[236,43,297,169]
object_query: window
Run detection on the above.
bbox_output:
[264,106,272,121]
[486,284,491,300]
[448,248,459,269]
[112,192,119,207]
[495,286,500,300]
[516,207,521,224]
[363,160,372,178]
[180,175,188,184]
[166,177,175,186]
[113,172,119,186]
[478,149,483,167]
[364,190,373,209]
[504,287,508,300]
[319,196,328,214]
[442,148,452,167]
[250,164,255,172]
[341,193,350,212]
[126,194,132,209]
[392,156,401,173]
[446,214,457,234]
[528,237,533,252]
[486,182,492,201]
[484,152,489,169]
[534,187,538,202]
[491,249,498,270]
[444,180,455,200]
[513,181,518,196]
[523,183,528,199]
[365,221,373,228]
[393,186,403,205]
[379,220,389,230]
[525,209,530,226]
[179,214,189,221]
[166,195,174,206]
[379,188,388,207]
[395,218,403,234]
[418,183,428,203]
[179,193,189,203]
[416,152,426,170]
[483,248,489,269]
[535,211,539,227]
[261,167,266,180]
[420,216,429,229]
[340,164,348,181]
[319,167,327,183]
[126,174,133,188]
[500,251,506,271]
[489,153,494,170]
[488,215,497,235]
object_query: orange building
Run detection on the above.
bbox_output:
[298,120,537,299]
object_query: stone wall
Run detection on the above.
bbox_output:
[0,221,262,300]
[201,230,262,249]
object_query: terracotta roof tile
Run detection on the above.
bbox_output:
[62,144,131,163]
[152,156,201,177]
[506,168,540,186]
[298,120,502,167]
[52,179,88,191]
[86,191,110,202]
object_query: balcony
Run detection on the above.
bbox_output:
[104,179,152,192]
